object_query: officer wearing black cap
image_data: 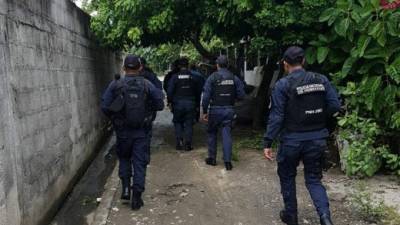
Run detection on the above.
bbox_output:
[167,57,203,151]
[101,55,164,210]
[139,57,162,90]
[139,57,163,166]
[263,46,340,225]
[202,55,245,171]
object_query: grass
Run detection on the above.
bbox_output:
[349,182,400,225]
[232,130,264,161]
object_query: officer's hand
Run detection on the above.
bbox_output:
[202,114,209,122]
[264,148,274,161]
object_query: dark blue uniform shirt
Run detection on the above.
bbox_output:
[264,69,340,148]
[141,68,162,90]
[191,69,206,89]
[202,68,246,114]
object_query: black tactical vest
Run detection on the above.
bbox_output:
[284,72,327,132]
[174,71,196,99]
[211,73,236,106]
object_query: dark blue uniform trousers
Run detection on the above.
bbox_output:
[207,108,235,162]
[116,129,150,193]
[277,139,330,217]
[172,100,196,144]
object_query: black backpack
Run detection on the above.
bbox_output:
[110,76,151,128]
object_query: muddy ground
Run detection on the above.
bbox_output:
[51,110,399,225]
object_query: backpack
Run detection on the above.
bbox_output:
[110,76,152,128]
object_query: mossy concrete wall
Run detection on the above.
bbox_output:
[0,1,121,224]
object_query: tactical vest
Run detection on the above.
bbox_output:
[284,72,327,132]
[174,71,196,99]
[211,73,236,106]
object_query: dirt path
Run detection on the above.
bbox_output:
[105,110,370,225]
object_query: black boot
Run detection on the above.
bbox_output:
[225,162,233,171]
[205,158,217,166]
[320,214,333,225]
[280,210,298,225]
[131,191,144,210]
[176,139,184,150]
[120,178,131,200]
[184,143,193,151]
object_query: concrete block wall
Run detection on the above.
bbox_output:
[0,1,121,225]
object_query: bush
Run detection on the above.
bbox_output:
[339,113,400,177]
[308,0,400,177]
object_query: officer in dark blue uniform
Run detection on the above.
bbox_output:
[167,58,203,151]
[264,47,340,225]
[202,55,245,171]
[163,59,180,93]
[139,57,163,163]
[101,55,164,210]
[140,57,163,90]
[190,64,206,123]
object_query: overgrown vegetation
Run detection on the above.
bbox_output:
[349,182,400,224]
[232,131,264,161]
[86,0,400,177]
[309,0,400,177]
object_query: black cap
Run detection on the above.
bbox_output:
[216,55,228,66]
[283,46,305,65]
[124,55,141,69]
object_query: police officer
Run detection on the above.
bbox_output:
[202,55,245,171]
[167,57,202,151]
[101,55,164,210]
[164,59,180,93]
[139,57,163,164]
[190,64,206,123]
[140,57,163,90]
[263,46,340,225]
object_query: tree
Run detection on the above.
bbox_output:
[88,0,247,59]
[87,0,333,60]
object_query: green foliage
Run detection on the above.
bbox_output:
[87,0,257,56]
[339,112,400,177]
[339,113,385,177]
[88,0,334,60]
[130,43,201,74]
[308,0,400,129]
[248,0,334,58]
[310,0,400,177]
[232,131,264,161]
